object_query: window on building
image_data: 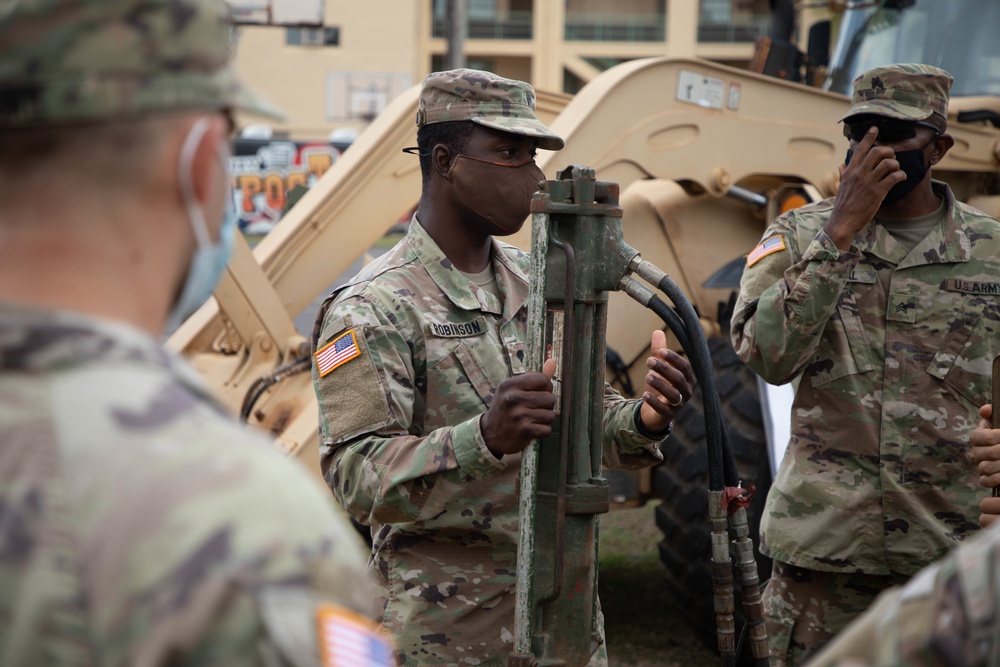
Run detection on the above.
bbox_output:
[286,26,340,46]
[564,0,665,42]
[431,0,532,40]
[700,0,732,23]
[326,72,413,122]
[432,0,498,18]
[430,55,496,73]
[469,0,495,18]
[698,0,769,43]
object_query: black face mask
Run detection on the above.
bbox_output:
[845,136,935,206]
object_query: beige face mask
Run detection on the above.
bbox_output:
[447,153,546,234]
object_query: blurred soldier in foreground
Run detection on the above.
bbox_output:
[311,68,695,665]
[803,404,1000,666]
[0,1,386,665]
[805,517,1000,667]
[732,64,1000,666]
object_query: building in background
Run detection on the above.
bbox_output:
[232,0,771,141]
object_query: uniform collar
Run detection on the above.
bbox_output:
[856,181,970,267]
[407,215,529,322]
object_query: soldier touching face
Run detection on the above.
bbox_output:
[731,64,1000,667]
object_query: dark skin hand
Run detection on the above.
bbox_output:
[481,358,559,458]
[481,332,696,458]
[825,124,951,251]
[970,404,1000,527]
[824,126,907,251]
[640,329,695,432]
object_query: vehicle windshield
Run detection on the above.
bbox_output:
[826,0,1000,97]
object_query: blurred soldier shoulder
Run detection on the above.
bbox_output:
[808,522,1000,667]
[0,1,386,665]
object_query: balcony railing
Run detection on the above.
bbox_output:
[431,10,533,40]
[564,12,665,42]
[697,15,770,43]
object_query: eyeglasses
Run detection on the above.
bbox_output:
[842,117,941,144]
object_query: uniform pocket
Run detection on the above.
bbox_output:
[927,295,995,406]
[423,340,500,429]
[453,341,499,406]
[763,583,800,666]
[806,291,874,388]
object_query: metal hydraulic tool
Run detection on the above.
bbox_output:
[508,166,769,667]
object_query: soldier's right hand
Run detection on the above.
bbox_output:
[823,127,907,251]
[481,359,557,458]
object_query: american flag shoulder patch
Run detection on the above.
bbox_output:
[315,329,362,378]
[746,234,786,267]
[316,604,395,667]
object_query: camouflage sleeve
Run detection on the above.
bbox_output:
[314,295,504,527]
[600,389,665,470]
[157,460,384,667]
[730,211,861,385]
[808,528,999,667]
[81,421,382,667]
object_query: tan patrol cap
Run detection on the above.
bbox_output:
[840,63,953,123]
[416,68,564,151]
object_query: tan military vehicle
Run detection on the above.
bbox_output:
[174,0,1000,652]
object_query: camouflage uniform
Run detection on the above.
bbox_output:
[731,65,1000,665]
[414,68,564,150]
[0,305,380,666]
[312,214,665,666]
[0,1,385,665]
[807,523,1000,667]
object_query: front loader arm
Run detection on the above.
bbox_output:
[166,84,569,473]
[168,57,1000,476]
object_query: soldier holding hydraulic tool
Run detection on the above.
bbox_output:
[311,69,695,666]
[732,64,1000,666]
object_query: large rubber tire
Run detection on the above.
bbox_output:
[654,337,773,658]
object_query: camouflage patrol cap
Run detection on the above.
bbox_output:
[0,0,283,127]
[840,64,953,124]
[416,68,564,151]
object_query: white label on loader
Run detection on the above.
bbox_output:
[728,82,742,111]
[676,70,725,110]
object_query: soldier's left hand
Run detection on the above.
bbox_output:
[969,404,1000,526]
[970,404,1000,482]
[639,330,694,434]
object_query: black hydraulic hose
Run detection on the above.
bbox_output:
[652,273,739,489]
[646,291,731,491]
[618,272,733,486]
[646,295,694,361]
[624,269,765,666]
[617,276,694,362]
[628,259,739,490]
[239,354,312,423]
